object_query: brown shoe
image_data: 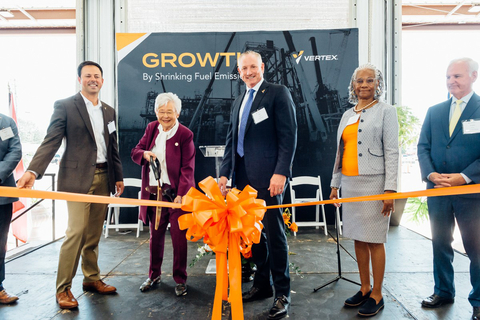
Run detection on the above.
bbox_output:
[0,289,19,304]
[82,280,116,294]
[56,289,78,309]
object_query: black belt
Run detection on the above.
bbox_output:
[96,163,108,169]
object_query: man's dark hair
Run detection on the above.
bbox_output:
[77,61,103,78]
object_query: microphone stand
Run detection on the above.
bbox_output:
[313,207,360,292]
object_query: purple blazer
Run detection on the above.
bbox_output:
[131,121,195,224]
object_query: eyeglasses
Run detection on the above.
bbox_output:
[354,78,376,85]
[157,111,176,116]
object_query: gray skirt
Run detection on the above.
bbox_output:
[340,174,390,243]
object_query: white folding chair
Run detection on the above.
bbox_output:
[289,176,342,236]
[105,178,144,238]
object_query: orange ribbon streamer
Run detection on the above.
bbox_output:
[266,183,480,209]
[0,186,180,209]
[3,183,479,212]
[178,176,266,320]
[3,181,480,320]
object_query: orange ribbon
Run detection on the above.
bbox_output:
[266,183,480,209]
[3,181,480,320]
[178,176,266,320]
[0,186,180,209]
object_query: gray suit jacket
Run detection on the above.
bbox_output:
[0,113,22,204]
[28,93,123,194]
[330,102,399,191]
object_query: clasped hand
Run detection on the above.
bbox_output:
[429,172,466,188]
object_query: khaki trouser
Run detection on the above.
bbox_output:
[56,168,109,294]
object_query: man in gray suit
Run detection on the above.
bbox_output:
[418,57,480,320]
[17,61,124,309]
[0,113,22,304]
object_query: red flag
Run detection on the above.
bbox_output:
[9,86,28,243]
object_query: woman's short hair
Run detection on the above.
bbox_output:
[348,63,385,105]
[154,92,182,114]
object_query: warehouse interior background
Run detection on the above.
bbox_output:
[0,0,479,255]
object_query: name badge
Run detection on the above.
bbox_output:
[0,127,14,141]
[107,121,116,134]
[346,114,360,126]
[462,119,480,134]
[252,108,268,124]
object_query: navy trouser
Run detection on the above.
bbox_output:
[235,156,290,298]
[427,195,480,307]
[0,203,13,291]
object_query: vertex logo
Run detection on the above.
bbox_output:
[292,51,304,64]
[292,50,338,64]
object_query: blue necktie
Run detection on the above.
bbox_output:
[237,89,255,157]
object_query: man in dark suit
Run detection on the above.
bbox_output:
[218,51,297,320]
[0,113,22,304]
[418,57,480,320]
[17,61,124,309]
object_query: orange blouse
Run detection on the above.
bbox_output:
[341,119,359,176]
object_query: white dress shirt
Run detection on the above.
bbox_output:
[237,79,264,134]
[449,90,474,121]
[149,120,179,187]
[80,93,107,164]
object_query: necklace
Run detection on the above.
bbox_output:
[354,100,377,113]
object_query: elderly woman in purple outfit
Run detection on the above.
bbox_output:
[131,92,195,297]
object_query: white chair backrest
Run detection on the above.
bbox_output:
[290,176,321,187]
[290,176,322,201]
[123,178,142,188]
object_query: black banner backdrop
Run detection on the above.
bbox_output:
[116,29,358,223]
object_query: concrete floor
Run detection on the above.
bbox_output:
[0,225,473,320]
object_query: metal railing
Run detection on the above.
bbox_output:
[10,173,57,245]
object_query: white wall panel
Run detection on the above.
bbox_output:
[125,0,351,32]
[78,0,399,109]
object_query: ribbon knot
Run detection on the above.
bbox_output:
[178,176,266,320]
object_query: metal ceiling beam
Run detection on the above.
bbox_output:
[403,4,478,15]
[446,0,467,16]
[16,6,37,21]
[403,1,480,25]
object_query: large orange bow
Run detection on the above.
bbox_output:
[178,176,266,320]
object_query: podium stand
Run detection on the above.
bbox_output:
[199,145,225,180]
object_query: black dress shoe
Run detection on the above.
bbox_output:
[472,306,480,320]
[358,297,384,317]
[242,286,273,302]
[344,290,372,307]
[268,295,289,320]
[421,294,454,308]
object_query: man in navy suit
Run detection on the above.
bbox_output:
[418,57,480,320]
[0,113,21,304]
[218,51,297,320]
